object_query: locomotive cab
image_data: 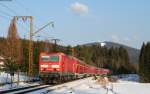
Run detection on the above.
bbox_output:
[39,53,63,83]
[39,53,61,72]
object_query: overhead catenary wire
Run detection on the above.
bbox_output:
[0,0,54,41]
[15,0,32,15]
[15,0,41,29]
[0,13,28,39]
[15,0,54,38]
[0,14,11,20]
[12,0,53,39]
[0,3,18,15]
[17,22,29,32]
[0,9,12,37]
[0,9,29,36]
[0,2,31,38]
[0,1,15,21]
[0,9,13,17]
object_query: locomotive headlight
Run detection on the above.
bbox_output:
[51,65,59,68]
[40,65,48,68]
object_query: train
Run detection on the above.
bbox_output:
[39,52,110,83]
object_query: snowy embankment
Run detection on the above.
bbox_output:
[0,72,28,84]
[29,74,150,94]
[0,72,39,91]
[28,77,105,94]
[118,74,139,82]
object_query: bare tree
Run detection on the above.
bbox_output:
[3,18,23,86]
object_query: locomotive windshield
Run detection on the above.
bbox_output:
[41,55,59,62]
[41,56,50,62]
[50,55,59,62]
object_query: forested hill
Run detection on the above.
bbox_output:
[83,41,140,64]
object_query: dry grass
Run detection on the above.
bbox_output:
[96,76,117,94]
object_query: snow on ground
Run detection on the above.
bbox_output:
[28,77,107,94]
[28,74,150,94]
[113,82,150,94]
[0,82,39,91]
[0,72,28,84]
[0,72,39,91]
[1,74,150,94]
[118,74,139,82]
[48,78,110,94]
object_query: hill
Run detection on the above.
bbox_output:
[83,41,140,64]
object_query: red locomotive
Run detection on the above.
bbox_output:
[39,52,110,83]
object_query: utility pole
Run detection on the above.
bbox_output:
[51,38,60,52]
[35,36,53,52]
[14,16,54,81]
[14,16,33,80]
[29,16,33,80]
[71,47,75,56]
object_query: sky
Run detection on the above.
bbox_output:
[0,0,150,49]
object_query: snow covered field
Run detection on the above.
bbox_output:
[0,73,150,94]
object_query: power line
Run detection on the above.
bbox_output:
[14,0,54,38]
[14,0,38,29]
[1,1,30,32]
[8,0,52,38]
[0,12,28,39]
[0,0,12,2]
[51,38,60,52]
[0,0,54,40]
[0,14,11,20]
[0,9,13,17]
[15,0,52,34]
[0,3,18,15]
[0,6,27,35]
[17,22,29,33]
[0,2,15,20]
[0,2,30,38]
[15,0,32,15]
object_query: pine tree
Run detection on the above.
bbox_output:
[65,45,72,55]
[139,42,150,82]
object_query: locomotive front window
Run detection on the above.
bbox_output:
[41,55,59,62]
[50,56,59,62]
[41,56,50,62]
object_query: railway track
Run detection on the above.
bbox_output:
[0,77,91,94]
[0,84,51,94]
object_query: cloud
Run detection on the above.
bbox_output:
[70,2,88,15]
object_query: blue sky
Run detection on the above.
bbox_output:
[0,0,150,49]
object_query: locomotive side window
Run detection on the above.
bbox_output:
[50,56,59,62]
